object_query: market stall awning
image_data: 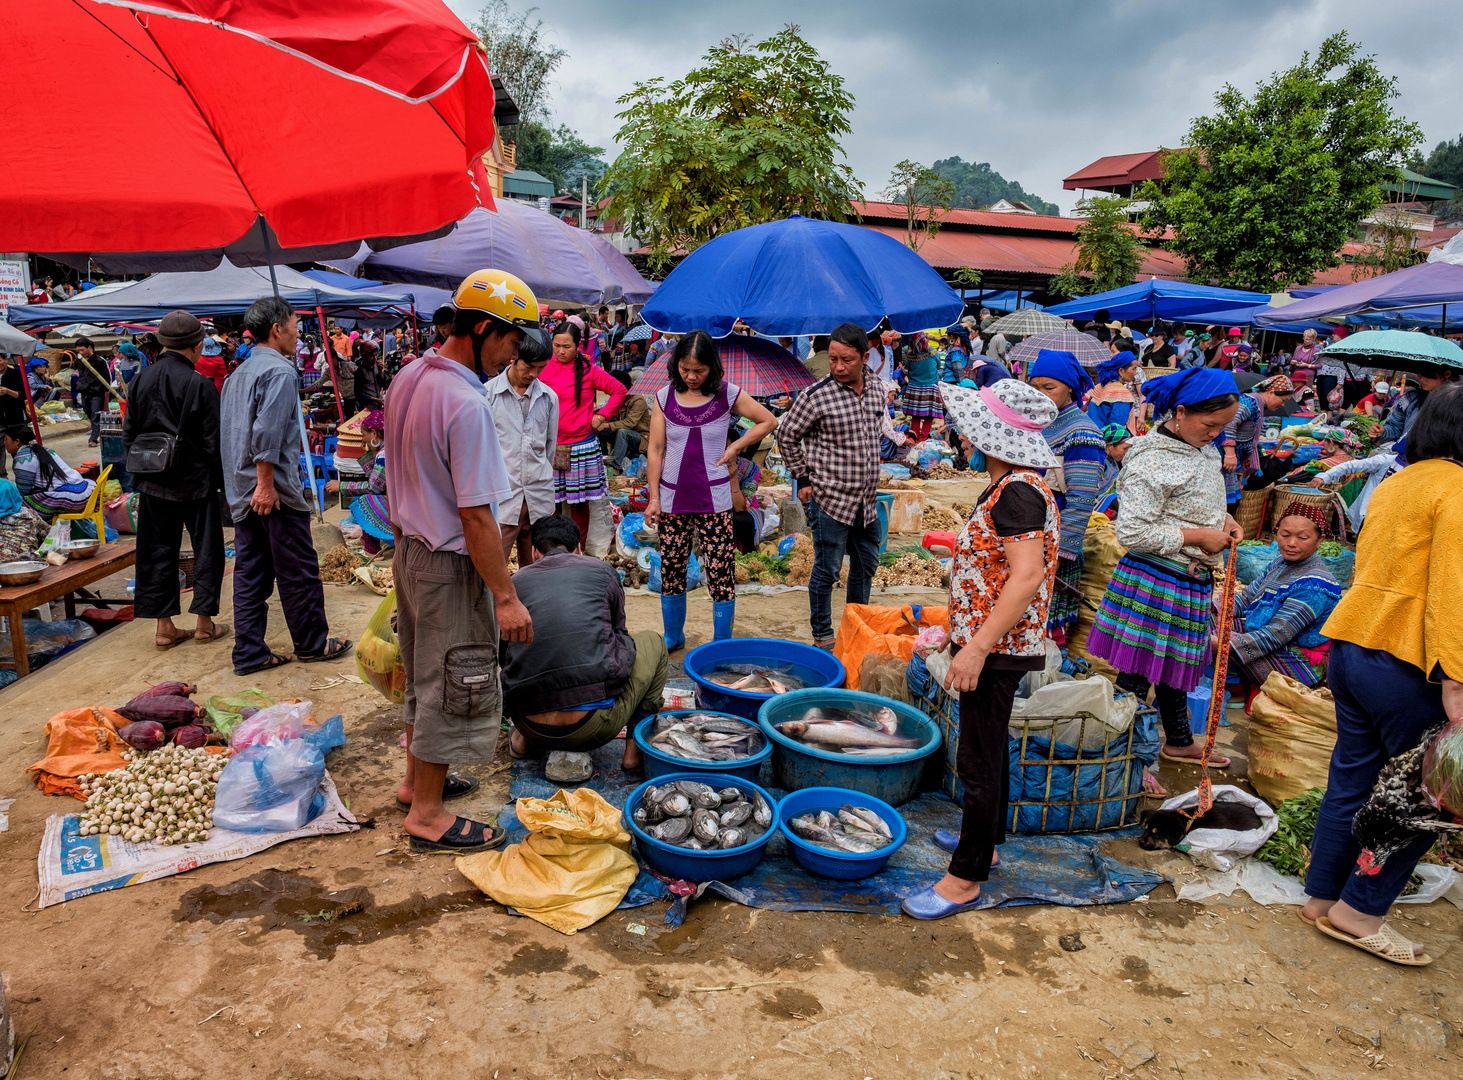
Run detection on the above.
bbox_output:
[1175,304,1337,333]
[1045,280,1271,323]
[1253,262,1463,326]
[6,259,415,329]
[0,320,39,357]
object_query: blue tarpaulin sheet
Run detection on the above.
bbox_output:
[499,741,1165,923]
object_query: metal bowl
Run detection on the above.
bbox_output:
[57,539,102,559]
[0,561,48,586]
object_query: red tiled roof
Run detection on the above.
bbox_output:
[1062,151,1168,190]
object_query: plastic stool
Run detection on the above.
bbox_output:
[922,530,957,556]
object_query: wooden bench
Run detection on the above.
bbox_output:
[0,543,137,678]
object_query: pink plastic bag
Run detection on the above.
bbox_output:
[228,701,313,751]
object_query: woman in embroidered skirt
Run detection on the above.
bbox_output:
[326,410,392,556]
[900,339,945,443]
[1085,367,1244,767]
[4,425,97,519]
[646,331,776,649]
[901,380,1061,920]
[1029,349,1109,645]
[542,321,627,547]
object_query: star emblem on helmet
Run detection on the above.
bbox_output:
[489,279,513,303]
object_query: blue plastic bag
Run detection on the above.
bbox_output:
[213,739,327,834]
[646,549,701,594]
[617,512,647,551]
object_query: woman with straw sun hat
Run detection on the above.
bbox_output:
[902,379,1062,920]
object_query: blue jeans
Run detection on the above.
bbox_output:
[1304,641,1447,916]
[611,428,642,467]
[807,497,881,641]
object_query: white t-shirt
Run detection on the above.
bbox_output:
[867,345,893,380]
[384,349,512,555]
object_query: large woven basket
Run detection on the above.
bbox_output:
[1235,484,1273,540]
[1272,484,1349,539]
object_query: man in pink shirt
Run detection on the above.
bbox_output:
[385,268,544,853]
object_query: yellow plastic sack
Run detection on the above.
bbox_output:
[456,789,638,935]
[1247,672,1338,804]
[356,589,405,704]
[1066,512,1125,680]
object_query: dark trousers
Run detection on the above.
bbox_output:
[231,506,329,670]
[82,392,107,441]
[950,659,1024,882]
[731,509,757,553]
[1115,671,1194,747]
[134,492,225,620]
[1316,374,1339,407]
[807,497,881,641]
[1305,641,1447,916]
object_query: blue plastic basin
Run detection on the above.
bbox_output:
[683,639,846,721]
[624,772,779,882]
[632,711,772,782]
[778,787,908,880]
[758,688,943,806]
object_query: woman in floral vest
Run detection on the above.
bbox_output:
[902,380,1061,921]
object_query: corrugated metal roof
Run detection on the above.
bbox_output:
[502,170,555,197]
[853,200,1080,234]
[861,224,1188,279]
[1062,151,1167,189]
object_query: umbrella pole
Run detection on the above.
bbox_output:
[258,217,281,299]
[296,399,323,524]
[315,304,346,421]
[410,302,420,356]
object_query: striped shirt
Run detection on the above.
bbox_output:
[776,366,885,527]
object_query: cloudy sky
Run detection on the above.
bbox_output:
[445,0,1458,214]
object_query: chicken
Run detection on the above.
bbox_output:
[1352,722,1462,875]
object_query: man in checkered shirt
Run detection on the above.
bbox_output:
[776,322,888,649]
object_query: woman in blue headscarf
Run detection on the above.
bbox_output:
[0,477,49,563]
[1086,350,1145,436]
[1028,350,1108,642]
[1086,367,1244,768]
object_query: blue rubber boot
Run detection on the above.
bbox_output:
[661,592,687,652]
[712,600,735,641]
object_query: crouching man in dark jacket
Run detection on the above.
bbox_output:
[503,514,667,771]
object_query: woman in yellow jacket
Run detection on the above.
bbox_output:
[1301,383,1463,966]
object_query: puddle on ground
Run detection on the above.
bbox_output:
[174,870,490,959]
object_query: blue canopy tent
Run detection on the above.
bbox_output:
[301,269,453,331]
[642,213,963,337]
[1173,303,1336,334]
[1045,279,1271,324]
[7,259,415,329]
[971,290,1044,312]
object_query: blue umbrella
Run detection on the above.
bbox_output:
[1320,329,1463,373]
[640,213,964,337]
[621,322,653,342]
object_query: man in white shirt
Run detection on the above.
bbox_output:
[484,338,559,567]
[385,268,544,853]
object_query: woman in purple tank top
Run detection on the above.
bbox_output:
[647,331,777,649]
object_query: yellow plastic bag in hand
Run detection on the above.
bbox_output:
[456,788,638,935]
[356,588,405,704]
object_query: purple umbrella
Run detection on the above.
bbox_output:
[1253,261,1463,326]
[1007,330,1111,369]
[633,335,813,398]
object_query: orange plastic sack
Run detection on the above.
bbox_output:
[26,707,130,799]
[833,603,948,690]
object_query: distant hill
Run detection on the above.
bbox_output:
[930,157,1060,216]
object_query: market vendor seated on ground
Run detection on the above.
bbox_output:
[1221,512,1343,696]
[503,515,668,769]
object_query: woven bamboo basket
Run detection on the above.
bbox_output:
[1271,484,1349,539]
[1235,484,1273,540]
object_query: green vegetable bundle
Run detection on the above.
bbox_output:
[735,551,791,576]
[1317,540,1348,558]
[1253,788,1325,878]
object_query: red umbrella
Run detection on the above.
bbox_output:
[633,336,815,398]
[0,0,496,254]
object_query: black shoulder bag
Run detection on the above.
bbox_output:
[126,373,203,475]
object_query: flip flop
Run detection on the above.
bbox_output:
[1316,916,1432,966]
[1160,748,1232,768]
[155,629,192,650]
[407,816,505,854]
[297,637,353,663]
[233,652,292,677]
[395,774,480,810]
[1299,909,1319,927]
[193,621,230,643]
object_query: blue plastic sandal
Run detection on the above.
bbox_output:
[900,885,983,920]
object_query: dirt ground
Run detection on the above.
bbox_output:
[0,481,1459,1076]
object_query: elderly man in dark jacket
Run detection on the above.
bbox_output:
[502,515,667,771]
[121,310,228,649]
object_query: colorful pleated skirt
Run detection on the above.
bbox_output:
[1085,553,1213,692]
[553,436,608,505]
[1047,552,1085,631]
[901,382,944,419]
[349,492,393,541]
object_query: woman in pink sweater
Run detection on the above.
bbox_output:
[542,321,628,545]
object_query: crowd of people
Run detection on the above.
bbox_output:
[0,264,1456,967]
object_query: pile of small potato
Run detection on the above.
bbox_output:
[75,745,225,845]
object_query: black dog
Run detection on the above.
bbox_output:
[1138,802,1264,850]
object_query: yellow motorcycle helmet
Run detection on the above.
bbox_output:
[452,269,545,344]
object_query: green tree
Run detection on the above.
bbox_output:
[884,160,957,251]
[929,157,1058,215]
[470,0,566,125]
[516,121,607,197]
[601,26,860,269]
[1415,135,1463,187]
[1047,196,1144,298]
[1141,32,1422,291]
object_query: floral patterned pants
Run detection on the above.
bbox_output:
[659,510,736,602]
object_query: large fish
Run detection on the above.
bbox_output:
[775,721,922,751]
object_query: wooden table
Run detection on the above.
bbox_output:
[0,543,136,677]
